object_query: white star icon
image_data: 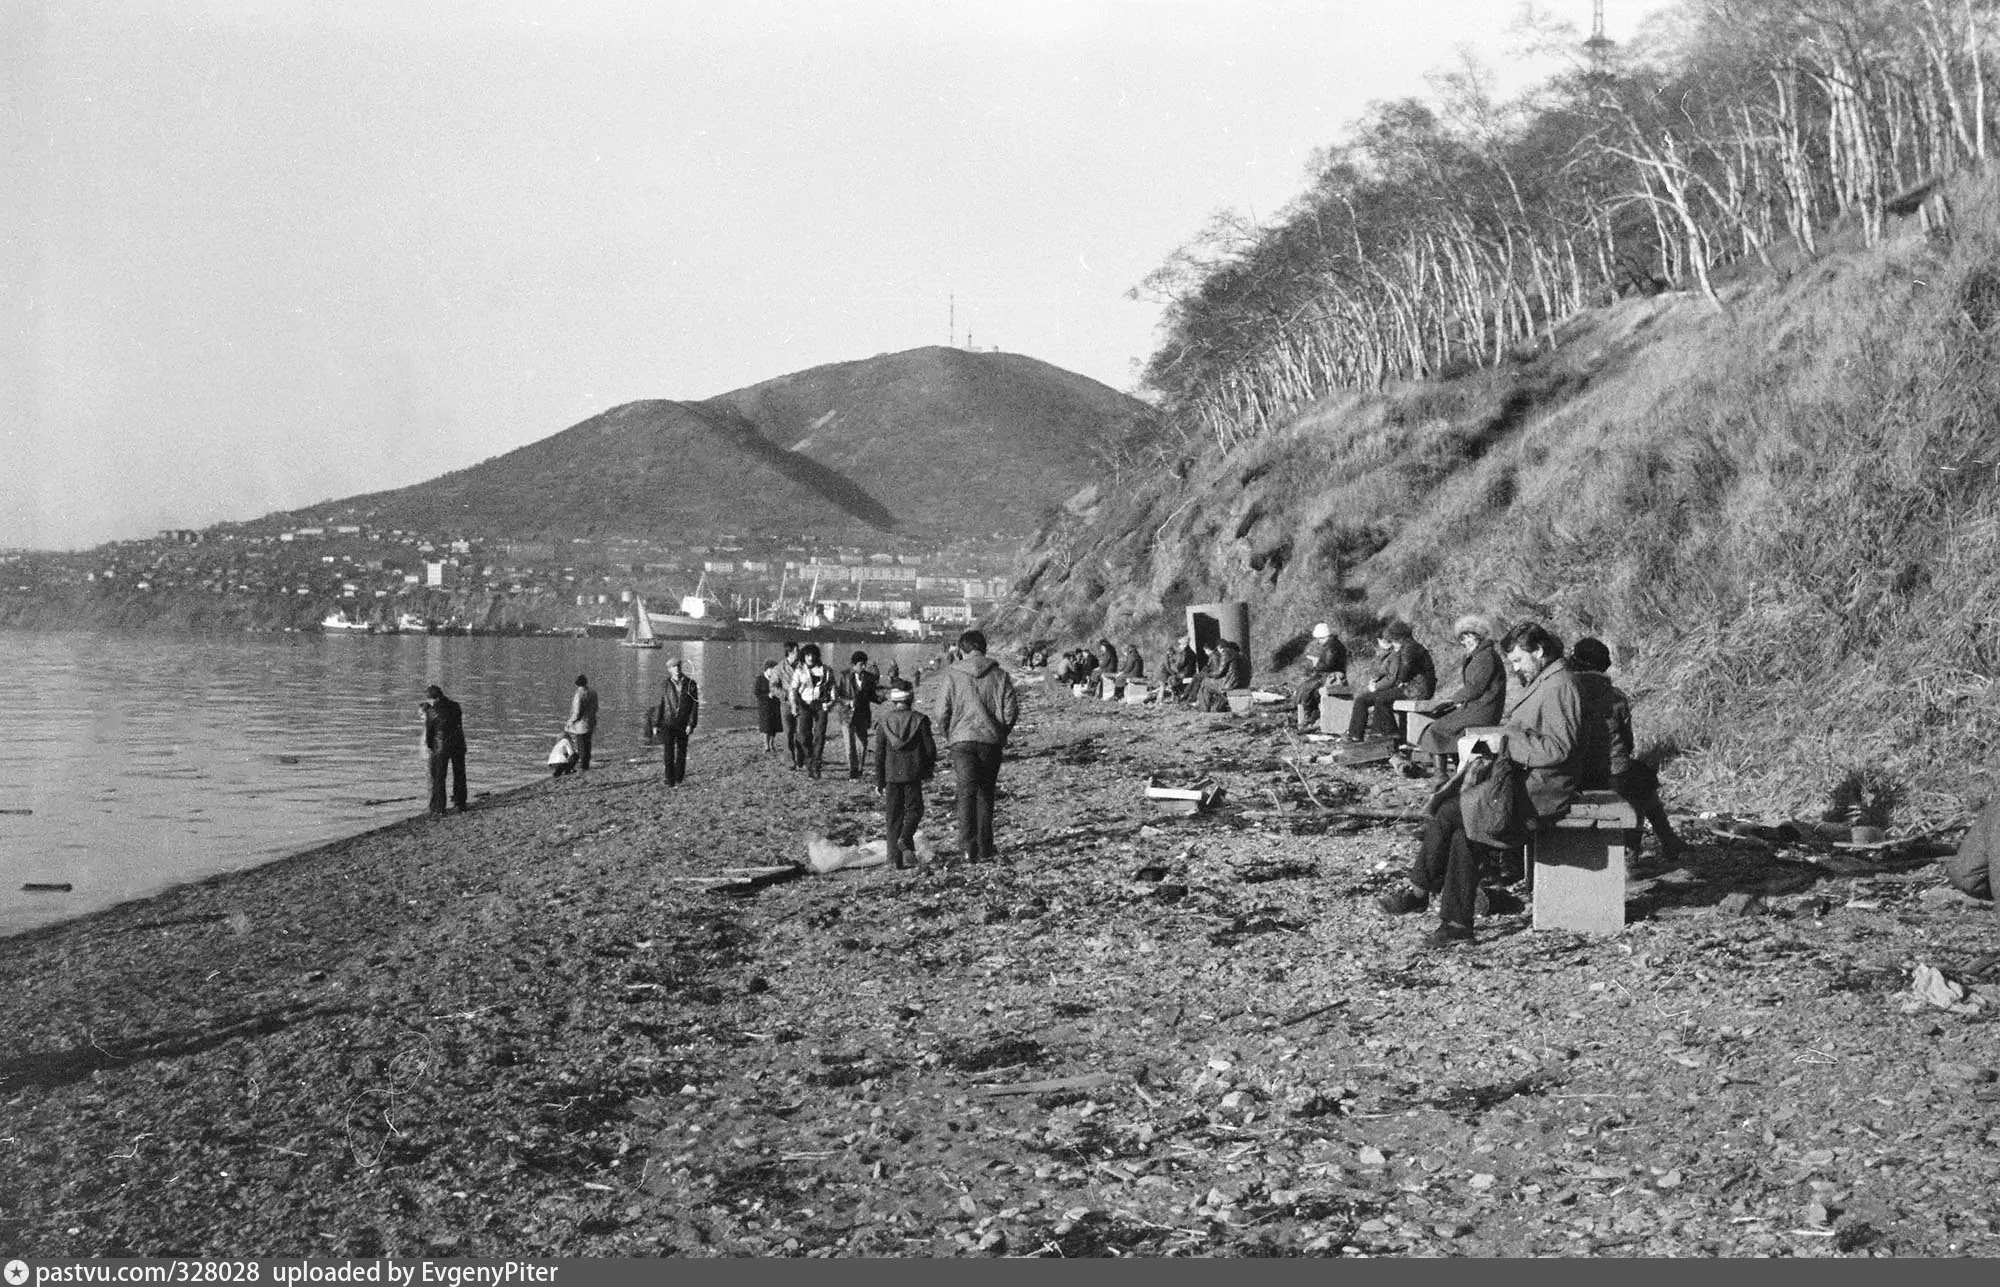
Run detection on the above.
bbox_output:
[4,1260,29,1286]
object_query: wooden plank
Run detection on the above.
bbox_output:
[971,1071,1124,1098]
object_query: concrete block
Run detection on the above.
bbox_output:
[1318,692,1355,735]
[1100,675,1120,700]
[1394,697,1453,750]
[1531,790,1638,934]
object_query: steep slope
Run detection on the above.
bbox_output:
[276,348,1146,544]
[1000,172,2000,823]
[707,346,1150,536]
[331,399,898,542]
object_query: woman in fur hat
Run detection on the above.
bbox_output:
[1416,614,1509,762]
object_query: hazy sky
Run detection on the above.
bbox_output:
[3,0,1669,551]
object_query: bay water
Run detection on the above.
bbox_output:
[0,630,945,937]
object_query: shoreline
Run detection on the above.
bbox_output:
[3,686,1996,1257]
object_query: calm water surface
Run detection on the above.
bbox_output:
[0,631,944,937]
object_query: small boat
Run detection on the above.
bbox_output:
[397,612,429,634]
[620,595,663,649]
[320,611,372,633]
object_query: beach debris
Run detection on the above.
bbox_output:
[972,1070,1124,1097]
[1904,963,1987,1015]
[1144,777,1224,815]
[1717,892,1765,917]
[805,831,935,874]
[0,807,32,815]
[21,882,73,893]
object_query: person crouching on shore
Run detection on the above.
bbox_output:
[873,680,937,870]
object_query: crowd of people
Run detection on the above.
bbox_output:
[421,613,1681,951]
[421,629,1022,874]
[1031,613,1683,951]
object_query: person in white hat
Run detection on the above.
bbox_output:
[1294,622,1349,730]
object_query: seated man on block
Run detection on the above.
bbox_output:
[1195,638,1251,712]
[1377,623,1585,948]
[1568,636,1685,861]
[1294,622,1350,731]
[1344,620,1436,743]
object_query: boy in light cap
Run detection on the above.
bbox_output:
[872,680,937,870]
[1295,622,1349,730]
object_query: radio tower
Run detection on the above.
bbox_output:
[1584,0,1616,85]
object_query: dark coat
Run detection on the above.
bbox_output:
[1503,658,1584,821]
[839,664,880,725]
[1571,670,1635,791]
[1379,639,1436,700]
[872,707,938,787]
[1303,636,1349,686]
[1425,641,1506,748]
[423,695,466,753]
[656,674,700,733]
[754,675,783,735]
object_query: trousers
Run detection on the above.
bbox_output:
[660,728,689,785]
[949,741,1004,860]
[790,708,828,777]
[428,746,467,814]
[1348,685,1410,739]
[1410,794,1508,928]
[845,711,872,778]
[573,731,593,772]
[884,782,925,867]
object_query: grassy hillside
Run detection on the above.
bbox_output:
[999,174,2000,826]
[276,348,1146,545]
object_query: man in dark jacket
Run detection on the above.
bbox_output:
[1196,638,1251,712]
[654,658,700,787]
[872,680,938,869]
[1381,623,1582,948]
[840,650,881,779]
[1346,620,1436,741]
[421,684,468,815]
[932,629,1020,862]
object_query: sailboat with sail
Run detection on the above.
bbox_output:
[620,595,663,649]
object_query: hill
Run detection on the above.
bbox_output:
[996,171,2000,826]
[282,347,1148,545]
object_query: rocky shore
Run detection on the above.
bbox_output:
[2,679,1997,1258]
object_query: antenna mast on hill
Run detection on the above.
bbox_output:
[949,293,955,347]
[1584,0,1616,84]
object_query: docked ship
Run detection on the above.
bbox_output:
[320,610,373,633]
[583,614,629,640]
[642,574,743,641]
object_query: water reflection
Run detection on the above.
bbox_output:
[0,630,944,936]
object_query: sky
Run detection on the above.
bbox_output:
[2,0,1674,551]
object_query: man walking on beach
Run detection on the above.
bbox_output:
[840,649,881,780]
[421,684,468,815]
[775,641,803,769]
[565,674,599,772]
[655,658,700,787]
[932,629,1020,863]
